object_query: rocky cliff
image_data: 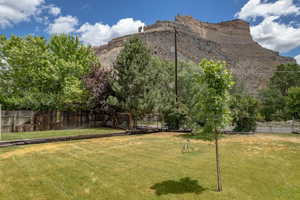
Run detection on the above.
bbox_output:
[95,16,295,94]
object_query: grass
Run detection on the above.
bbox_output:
[1,127,124,141]
[0,132,299,200]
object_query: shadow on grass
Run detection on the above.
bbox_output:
[150,177,206,196]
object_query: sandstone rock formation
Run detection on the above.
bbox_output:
[95,16,295,94]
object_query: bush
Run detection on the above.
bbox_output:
[164,109,187,130]
[231,94,258,132]
[259,88,288,121]
[286,87,300,119]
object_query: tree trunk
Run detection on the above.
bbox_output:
[215,129,222,192]
[128,113,134,130]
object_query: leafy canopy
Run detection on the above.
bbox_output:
[0,34,98,110]
[190,59,234,136]
[270,63,300,96]
[108,37,151,119]
[231,94,258,132]
[286,87,300,119]
[258,63,300,121]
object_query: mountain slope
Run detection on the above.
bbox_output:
[95,16,295,94]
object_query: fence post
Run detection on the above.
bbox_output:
[268,121,273,133]
[12,112,16,132]
[292,117,295,133]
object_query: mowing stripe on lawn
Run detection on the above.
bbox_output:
[0,129,161,148]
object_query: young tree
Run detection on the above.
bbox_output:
[193,59,234,192]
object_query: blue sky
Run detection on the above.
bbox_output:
[1,0,300,63]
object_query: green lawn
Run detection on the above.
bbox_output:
[1,127,124,141]
[0,132,299,200]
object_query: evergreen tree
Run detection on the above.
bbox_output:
[108,37,152,128]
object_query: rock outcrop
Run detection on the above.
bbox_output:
[95,16,295,94]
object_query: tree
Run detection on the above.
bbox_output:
[258,63,300,121]
[84,64,114,112]
[259,88,287,121]
[286,87,300,119]
[192,59,234,192]
[270,63,300,96]
[108,37,153,128]
[0,34,97,110]
[231,94,258,132]
[178,61,204,129]
[147,56,176,118]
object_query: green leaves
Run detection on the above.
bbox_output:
[286,87,300,119]
[231,94,258,132]
[109,37,162,121]
[270,63,300,96]
[0,34,98,110]
[258,63,300,121]
[259,88,287,121]
[187,59,234,135]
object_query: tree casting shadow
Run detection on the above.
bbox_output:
[150,177,206,196]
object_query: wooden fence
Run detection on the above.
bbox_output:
[0,110,100,133]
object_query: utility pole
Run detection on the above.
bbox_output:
[174,27,178,103]
[174,27,179,129]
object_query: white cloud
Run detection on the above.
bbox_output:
[48,5,61,16]
[48,15,78,34]
[295,55,300,64]
[236,0,300,56]
[111,18,144,37]
[251,16,300,53]
[0,0,45,28]
[236,0,300,20]
[77,23,111,46]
[77,18,145,46]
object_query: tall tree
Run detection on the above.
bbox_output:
[108,37,152,128]
[47,35,98,109]
[0,34,97,110]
